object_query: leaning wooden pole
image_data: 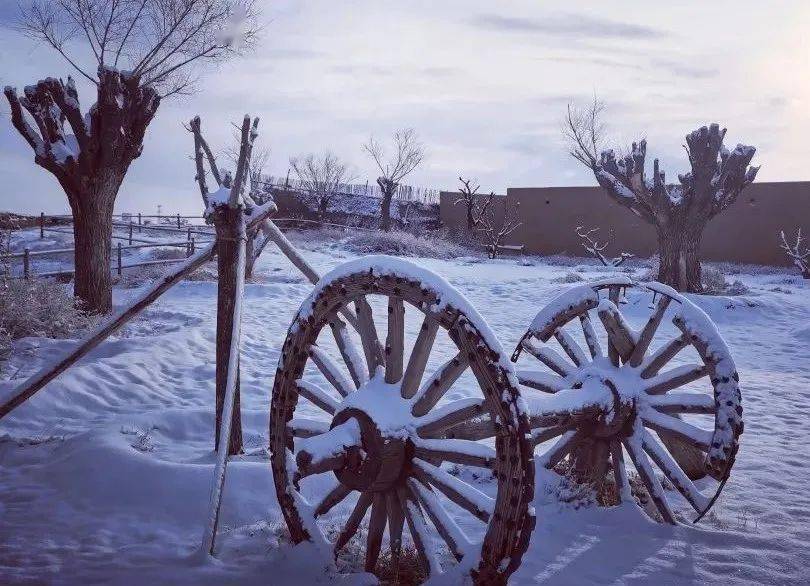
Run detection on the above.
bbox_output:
[200,207,248,555]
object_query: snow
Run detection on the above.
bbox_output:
[1,228,810,584]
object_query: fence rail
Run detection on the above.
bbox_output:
[259,175,441,205]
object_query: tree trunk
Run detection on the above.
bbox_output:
[466,205,475,230]
[380,191,393,232]
[213,206,244,455]
[70,182,119,314]
[657,223,704,293]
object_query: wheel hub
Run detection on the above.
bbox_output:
[328,375,417,492]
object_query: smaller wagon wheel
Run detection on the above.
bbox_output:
[511,277,742,523]
[270,257,534,584]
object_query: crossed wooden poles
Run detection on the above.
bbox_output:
[0,113,344,558]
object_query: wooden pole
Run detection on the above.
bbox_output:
[200,207,247,555]
[39,213,45,238]
[138,213,142,231]
[23,248,30,280]
[128,222,133,245]
[177,213,182,228]
[117,242,122,275]
[212,206,244,455]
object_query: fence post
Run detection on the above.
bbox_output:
[187,226,192,243]
[177,213,181,228]
[190,237,195,256]
[117,242,122,276]
[23,248,30,280]
[128,222,133,245]
[138,213,142,232]
[40,212,45,238]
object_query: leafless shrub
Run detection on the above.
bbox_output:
[150,247,189,260]
[575,226,633,267]
[476,200,522,259]
[551,271,585,284]
[701,265,750,296]
[344,230,466,259]
[0,278,96,363]
[780,229,810,278]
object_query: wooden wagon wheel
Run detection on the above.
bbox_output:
[511,277,743,524]
[270,257,534,584]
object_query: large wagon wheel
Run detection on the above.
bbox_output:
[511,278,742,524]
[270,257,534,584]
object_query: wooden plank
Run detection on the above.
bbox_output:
[400,315,439,399]
[385,296,405,383]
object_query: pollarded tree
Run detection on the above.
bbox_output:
[4,0,258,313]
[565,100,759,292]
[455,176,494,230]
[289,151,352,222]
[363,128,424,232]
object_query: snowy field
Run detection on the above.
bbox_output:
[1,228,809,585]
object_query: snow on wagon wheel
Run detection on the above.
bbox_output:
[511,277,743,524]
[270,257,535,584]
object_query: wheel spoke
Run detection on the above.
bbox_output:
[308,344,355,398]
[412,459,494,522]
[398,485,441,577]
[643,364,709,395]
[440,417,498,440]
[530,423,575,448]
[417,398,487,437]
[296,380,339,414]
[414,438,496,469]
[642,409,712,451]
[629,296,671,366]
[401,315,439,399]
[412,351,469,416]
[517,369,566,393]
[386,490,405,577]
[385,296,405,383]
[579,313,603,358]
[610,441,632,503]
[522,340,573,376]
[597,300,636,362]
[314,482,353,517]
[365,492,388,572]
[554,327,589,366]
[641,429,710,514]
[647,392,716,415]
[622,433,676,524]
[538,429,582,469]
[355,297,385,378]
[409,478,470,561]
[334,491,373,553]
[329,319,367,389]
[288,417,329,438]
[640,334,689,378]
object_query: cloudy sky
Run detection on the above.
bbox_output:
[1,1,808,215]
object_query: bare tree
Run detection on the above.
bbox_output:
[454,177,494,230]
[362,129,424,231]
[780,229,810,279]
[565,100,759,292]
[4,0,258,313]
[289,152,352,221]
[477,200,522,259]
[575,226,633,267]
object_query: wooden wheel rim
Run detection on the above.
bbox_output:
[270,258,535,583]
[513,278,743,523]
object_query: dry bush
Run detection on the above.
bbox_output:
[701,265,750,296]
[551,271,585,284]
[0,278,96,362]
[149,246,189,260]
[344,230,467,259]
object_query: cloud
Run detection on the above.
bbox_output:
[469,13,667,40]
[651,59,718,79]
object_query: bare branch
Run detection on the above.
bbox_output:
[289,151,353,219]
[780,229,810,278]
[476,197,522,259]
[575,226,633,267]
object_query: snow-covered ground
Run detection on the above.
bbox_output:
[1,228,809,585]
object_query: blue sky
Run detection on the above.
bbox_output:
[1,1,808,215]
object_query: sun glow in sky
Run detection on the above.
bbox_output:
[1,0,808,214]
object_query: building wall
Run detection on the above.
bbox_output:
[441,181,810,266]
